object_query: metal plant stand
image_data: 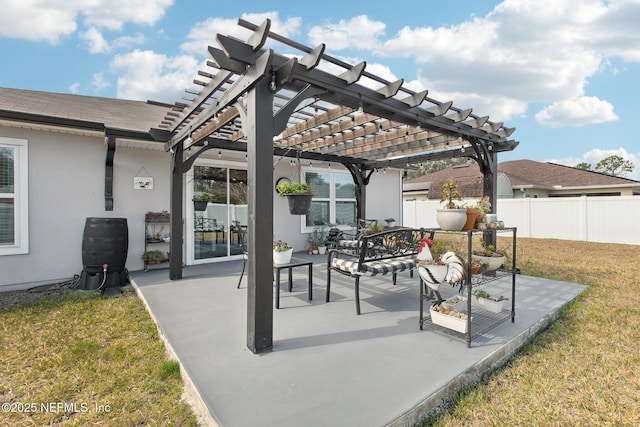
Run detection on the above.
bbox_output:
[419,227,517,347]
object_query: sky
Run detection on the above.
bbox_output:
[1,0,639,179]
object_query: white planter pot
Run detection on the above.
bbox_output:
[435,209,467,231]
[273,248,293,264]
[317,246,327,255]
[430,309,469,333]
[472,255,506,272]
[471,296,505,313]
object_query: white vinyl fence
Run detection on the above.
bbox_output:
[403,196,640,245]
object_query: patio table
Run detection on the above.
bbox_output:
[274,257,313,308]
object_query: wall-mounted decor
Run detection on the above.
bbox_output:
[134,167,153,190]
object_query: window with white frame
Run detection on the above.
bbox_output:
[0,137,28,255]
[303,170,356,229]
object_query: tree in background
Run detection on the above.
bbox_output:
[575,162,592,170]
[575,156,635,177]
[594,155,635,177]
[405,158,468,179]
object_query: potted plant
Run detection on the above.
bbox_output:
[430,303,469,333]
[145,210,170,222]
[435,178,467,231]
[142,250,165,265]
[474,196,491,227]
[472,243,507,272]
[276,181,313,215]
[273,240,293,264]
[384,218,396,227]
[306,226,327,255]
[471,289,508,313]
[193,192,214,211]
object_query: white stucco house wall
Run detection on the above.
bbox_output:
[0,87,402,290]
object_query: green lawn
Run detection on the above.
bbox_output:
[426,238,640,426]
[0,289,198,426]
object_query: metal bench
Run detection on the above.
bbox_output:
[326,228,429,314]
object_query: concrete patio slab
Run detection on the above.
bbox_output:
[129,253,586,427]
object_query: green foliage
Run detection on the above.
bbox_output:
[306,227,327,249]
[575,162,592,170]
[405,158,468,179]
[473,289,508,302]
[273,240,292,252]
[440,178,463,209]
[142,250,164,263]
[594,155,635,177]
[276,181,313,196]
[192,192,214,202]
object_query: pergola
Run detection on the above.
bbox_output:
[160,19,518,353]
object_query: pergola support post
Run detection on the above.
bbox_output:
[169,142,184,280]
[245,79,275,354]
[345,164,374,222]
[481,151,498,249]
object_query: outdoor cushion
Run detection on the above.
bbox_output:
[332,255,416,276]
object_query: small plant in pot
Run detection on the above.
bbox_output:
[193,192,214,211]
[435,178,467,231]
[276,181,313,215]
[471,289,508,313]
[142,250,165,265]
[384,218,396,227]
[472,243,508,272]
[273,240,293,264]
[306,226,327,254]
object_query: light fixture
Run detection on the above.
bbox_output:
[184,135,193,146]
[218,151,222,158]
[328,163,331,169]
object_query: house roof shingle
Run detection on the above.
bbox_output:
[0,87,171,135]
[404,159,640,198]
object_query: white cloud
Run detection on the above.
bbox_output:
[535,96,618,127]
[308,15,385,51]
[80,27,109,54]
[315,0,640,125]
[69,83,81,94]
[0,0,172,44]
[92,73,111,91]
[549,147,640,180]
[81,0,173,31]
[180,12,301,54]
[0,2,77,43]
[110,49,199,103]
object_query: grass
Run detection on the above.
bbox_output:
[424,237,640,426]
[0,289,198,426]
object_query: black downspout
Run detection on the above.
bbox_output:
[104,135,116,211]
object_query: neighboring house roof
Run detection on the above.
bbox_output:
[404,159,640,198]
[0,87,171,137]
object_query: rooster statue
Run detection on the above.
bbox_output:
[415,237,466,303]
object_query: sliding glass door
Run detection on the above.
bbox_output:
[193,166,247,260]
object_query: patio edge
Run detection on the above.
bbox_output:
[129,278,218,427]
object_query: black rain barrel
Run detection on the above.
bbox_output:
[82,217,129,274]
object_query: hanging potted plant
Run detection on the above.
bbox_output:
[435,178,467,231]
[276,181,313,215]
[193,192,214,211]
